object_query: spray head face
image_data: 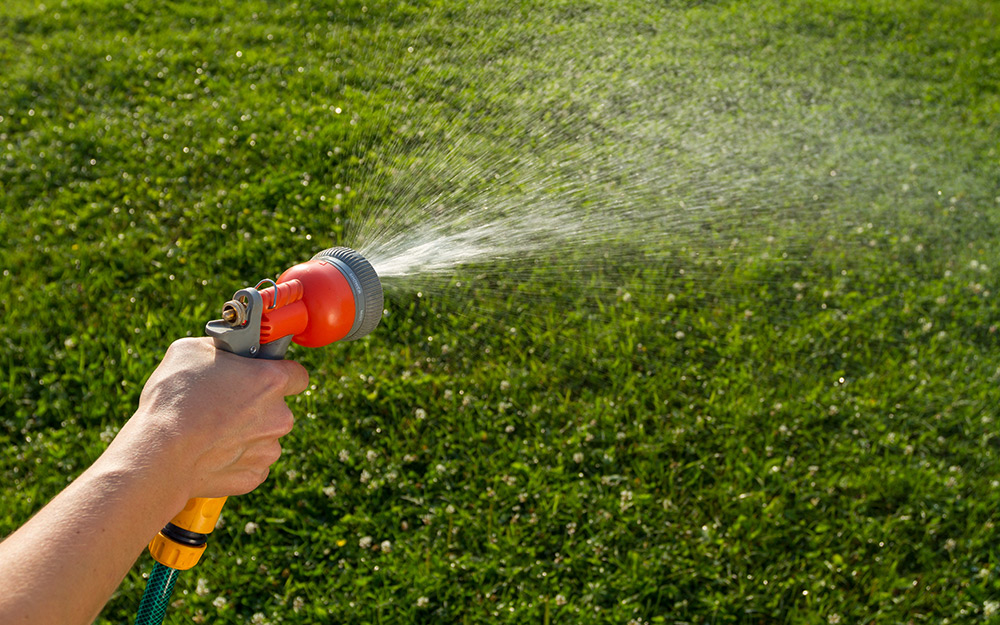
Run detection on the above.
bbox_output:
[298,246,384,344]
[208,247,383,356]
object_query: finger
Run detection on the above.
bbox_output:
[273,406,295,438]
[236,439,284,470]
[242,405,295,440]
[274,359,309,396]
[213,468,271,497]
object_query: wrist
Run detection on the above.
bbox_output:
[94,416,195,524]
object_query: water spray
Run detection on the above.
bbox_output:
[133,247,383,625]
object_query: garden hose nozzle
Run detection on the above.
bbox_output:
[138,247,382,623]
[206,246,384,359]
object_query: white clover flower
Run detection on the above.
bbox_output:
[323,486,336,498]
[985,601,999,617]
[380,540,392,553]
[100,426,117,444]
[244,522,258,535]
[251,612,267,624]
[555,594,567,606]
[293,596,305,613]
[359,536,373,549]
[196,577,210,597]
[416,596,430,608]
[500,380,510,391]
[620,490,634,511]
[366,449,378,462]
[338,449,350,462]
[415,408,427,420]
[213,596,227,609]
[573,452,584,463]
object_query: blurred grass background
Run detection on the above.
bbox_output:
[1,0,999,623]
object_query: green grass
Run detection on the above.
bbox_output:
[2,0,999,623]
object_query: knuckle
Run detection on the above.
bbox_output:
[170,336,201,354]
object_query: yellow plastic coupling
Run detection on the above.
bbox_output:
[149,496,228,570]
[148,533,205,571]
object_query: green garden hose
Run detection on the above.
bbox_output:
[133,563,179,625]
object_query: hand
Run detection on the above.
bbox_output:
[102,337,309,502]
[0,337,309,625]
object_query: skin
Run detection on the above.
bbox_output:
[0,337,309,625]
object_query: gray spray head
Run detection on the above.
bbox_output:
[312,246,384,341]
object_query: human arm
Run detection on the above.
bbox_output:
[0,337,308,625]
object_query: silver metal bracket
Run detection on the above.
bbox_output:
[206,287,264,358]
[206,286,294,360]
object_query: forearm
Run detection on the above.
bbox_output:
[0,450,187,625]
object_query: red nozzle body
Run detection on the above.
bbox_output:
[257,248,383,347]
[259,260,355,346]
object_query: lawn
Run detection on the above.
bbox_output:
[1,0,999,623]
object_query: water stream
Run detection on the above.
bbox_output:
[326,5,974,317]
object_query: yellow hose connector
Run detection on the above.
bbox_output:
[171,496,228,534]
[149,496,228,570]
[148,534,206,570]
